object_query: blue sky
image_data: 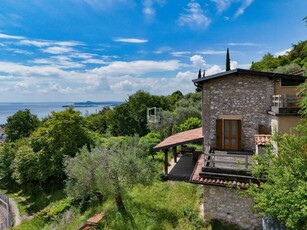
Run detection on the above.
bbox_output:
[0,0,306,102]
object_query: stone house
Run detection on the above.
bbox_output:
[193,68,305,152]
[189,68,305,229]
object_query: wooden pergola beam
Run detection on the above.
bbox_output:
[163,149,169,175]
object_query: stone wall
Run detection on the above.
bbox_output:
[203,185,261,230]
[202,74,274,150]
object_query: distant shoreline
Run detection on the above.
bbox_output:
[0,101,123,125]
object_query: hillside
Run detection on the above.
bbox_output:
[250,40,307,75]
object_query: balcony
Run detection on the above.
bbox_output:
[269,94,300,115]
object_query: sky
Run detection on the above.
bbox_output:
[0,0,306,102]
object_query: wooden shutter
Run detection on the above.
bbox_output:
[216,119,223,149]
[237,119,242,150]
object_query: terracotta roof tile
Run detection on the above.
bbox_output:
[255,135,272,145]
[153,127,203,151]
[190,154,258,189]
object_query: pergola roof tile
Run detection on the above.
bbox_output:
[153,127,203,151]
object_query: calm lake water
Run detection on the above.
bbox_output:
[0,102,122,125]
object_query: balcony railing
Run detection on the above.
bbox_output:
[272,94,299,108]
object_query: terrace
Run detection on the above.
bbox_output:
[269,94,300,115]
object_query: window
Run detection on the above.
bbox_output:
[281,79,301,86]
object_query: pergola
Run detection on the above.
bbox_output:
[153,127,203,174]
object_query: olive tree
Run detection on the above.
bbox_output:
[64,136,156,215]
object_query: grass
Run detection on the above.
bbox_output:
[13,181,208,230]
[8,151,209,229]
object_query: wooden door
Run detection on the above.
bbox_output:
[224,119,241,149]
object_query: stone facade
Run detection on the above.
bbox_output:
[203,185,262,229]
[202,74,274,150]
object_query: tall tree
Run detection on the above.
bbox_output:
[25,107,95,185]
[5,109,40,142]
[226,48,231,71]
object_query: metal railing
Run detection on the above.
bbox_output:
[0,193,13,230]
[272,94,299,108]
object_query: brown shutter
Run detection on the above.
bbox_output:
[237,119,242,150]
[216,119,222,149]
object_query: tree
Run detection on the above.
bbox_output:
[86,107,113,134]
[198,69,201,78]
[176,117,202,132]
[64,137,156,216]
[226,48,231,71]
[5,109,40,142]
[109,90,170,137]
[27,107,94,185]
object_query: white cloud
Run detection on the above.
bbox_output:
[32,56,84,69]
[143,0,155,19]
[206,65,223,75]
[5,48,33,55]
[210,0,254,18]
[0,33,25,40]
[274,48,291,57]
[19,39,82,47]
[230,60,238,69]
[81,58,107,64]
[227,42,260,46]
[91,60,183,76]
[211,0,231,13]
[178,2,211,29]
[113,38,148,43]
[234,0,253,18]
[171,51,191,56]
[190,55,206,68]
[82,0,132,10]
[143,0,166,21]
[42,46,74,54]
[176,71,195,81]
[154,46,172,54]
[110,79,136,91]
[198,50,225,55]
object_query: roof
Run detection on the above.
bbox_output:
[289,68,305,76]
[254,134,272,145]
[153,127,203,151]
[193,68,305,84]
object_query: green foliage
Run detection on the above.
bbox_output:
[139,132,161,158]
[168,90,184,108]
[39,198,72,221]
[109,90,170,137]
[5,109,40,142]
[273,63,302,74]
[65,136,156,211]
[27,107,94,185]
[12,144,44,184]
[250,40,307,74]
[173,92,202,126]
[86,106,113,134]
[249,132,307,229]
[176,117,202,132]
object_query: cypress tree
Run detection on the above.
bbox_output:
[226,48,231,71]
[198,69,201,78]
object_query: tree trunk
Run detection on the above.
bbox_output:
[114,180,127,215]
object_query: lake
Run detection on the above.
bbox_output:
[0,102,122,125]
